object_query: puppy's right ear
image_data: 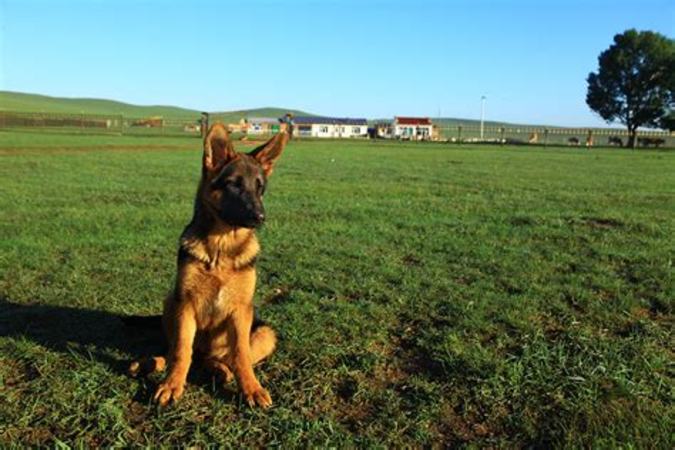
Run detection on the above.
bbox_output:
[203,123,237,173]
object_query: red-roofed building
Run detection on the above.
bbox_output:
[393,116,433,140]
[396,117,432,126]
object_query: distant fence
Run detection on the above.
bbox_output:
[1,110,673,148]
[434,125,674,147]
[0,111,205,137]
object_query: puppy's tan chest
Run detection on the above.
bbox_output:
[193,269,256,330]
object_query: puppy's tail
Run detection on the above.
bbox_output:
[250,318,277,365]
[120,314,162,328]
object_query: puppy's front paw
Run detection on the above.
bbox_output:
[245,386,272,408]
[154,377,185,406]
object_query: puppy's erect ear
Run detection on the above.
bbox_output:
[248,130,289,177]
[203,123,236,173]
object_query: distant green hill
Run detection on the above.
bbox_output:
[210,107,312,123]
[0,91,312,121]
[0,91,200,118]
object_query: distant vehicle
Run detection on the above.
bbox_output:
[637,137,666,148]
[608,136,623,147]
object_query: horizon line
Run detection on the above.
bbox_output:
[0,89,666,131]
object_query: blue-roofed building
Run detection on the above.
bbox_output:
[291,116,368,138]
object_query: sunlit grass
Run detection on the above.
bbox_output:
[0,131,673,446]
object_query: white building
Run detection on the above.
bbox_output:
[292,116,368,138]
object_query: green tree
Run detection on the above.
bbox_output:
[659,109,675,131]
[586,29,674,148]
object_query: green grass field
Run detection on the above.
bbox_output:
[0,130,673,447]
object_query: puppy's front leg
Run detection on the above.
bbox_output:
[154,304,196,406]
[231,305,272,408]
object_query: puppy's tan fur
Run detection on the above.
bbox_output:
[130,123,288,408]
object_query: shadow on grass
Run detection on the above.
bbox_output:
[0,296,164,376]
[0,297,246,405]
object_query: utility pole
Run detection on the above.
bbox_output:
[480,96,486,140]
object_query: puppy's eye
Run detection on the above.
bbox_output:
[256,178,265,194]
[227,181,240,193]
[212,178,228,190]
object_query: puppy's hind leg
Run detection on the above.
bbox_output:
[204,357,235,383]
[122,312,167,378]
[204,324,275,383]
[128,356,167,377]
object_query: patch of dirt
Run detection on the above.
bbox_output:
[569,216,625,229]
[647,298,671,315]
[391,324,449,381]
[336,399,374,433]
[562,290,586,313]
[631,307,652,319]
[0,358,41,387]
[125,400,150,429]
[402,253,423,267]
[527,313,567,341]
[1,426,54,445]
[510,216,537,226]
[437,402,480,443]
[614,319,648,338]
[335,377,359,400]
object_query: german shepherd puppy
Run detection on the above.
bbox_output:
[129,123,289,408]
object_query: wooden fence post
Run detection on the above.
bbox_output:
[457,126,462,144]
[586,129,593,148]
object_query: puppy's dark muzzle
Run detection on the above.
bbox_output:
[251,212,265,228]
[237,212,265,229]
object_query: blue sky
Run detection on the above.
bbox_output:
[1,0,672,126]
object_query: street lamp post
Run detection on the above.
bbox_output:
[480,96,486,140]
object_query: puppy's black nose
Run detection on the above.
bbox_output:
[256,212,265,223]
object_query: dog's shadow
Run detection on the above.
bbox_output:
[0,296,162,367]
[0,297,242,404]
[0,297,162,400]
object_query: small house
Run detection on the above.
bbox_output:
[374,121,394,139]
[393,117,433,140]
[292,116,368,138]
[247,117,281,135]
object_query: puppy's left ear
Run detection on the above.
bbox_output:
[249,130,289,177]
[204,123,237,173]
